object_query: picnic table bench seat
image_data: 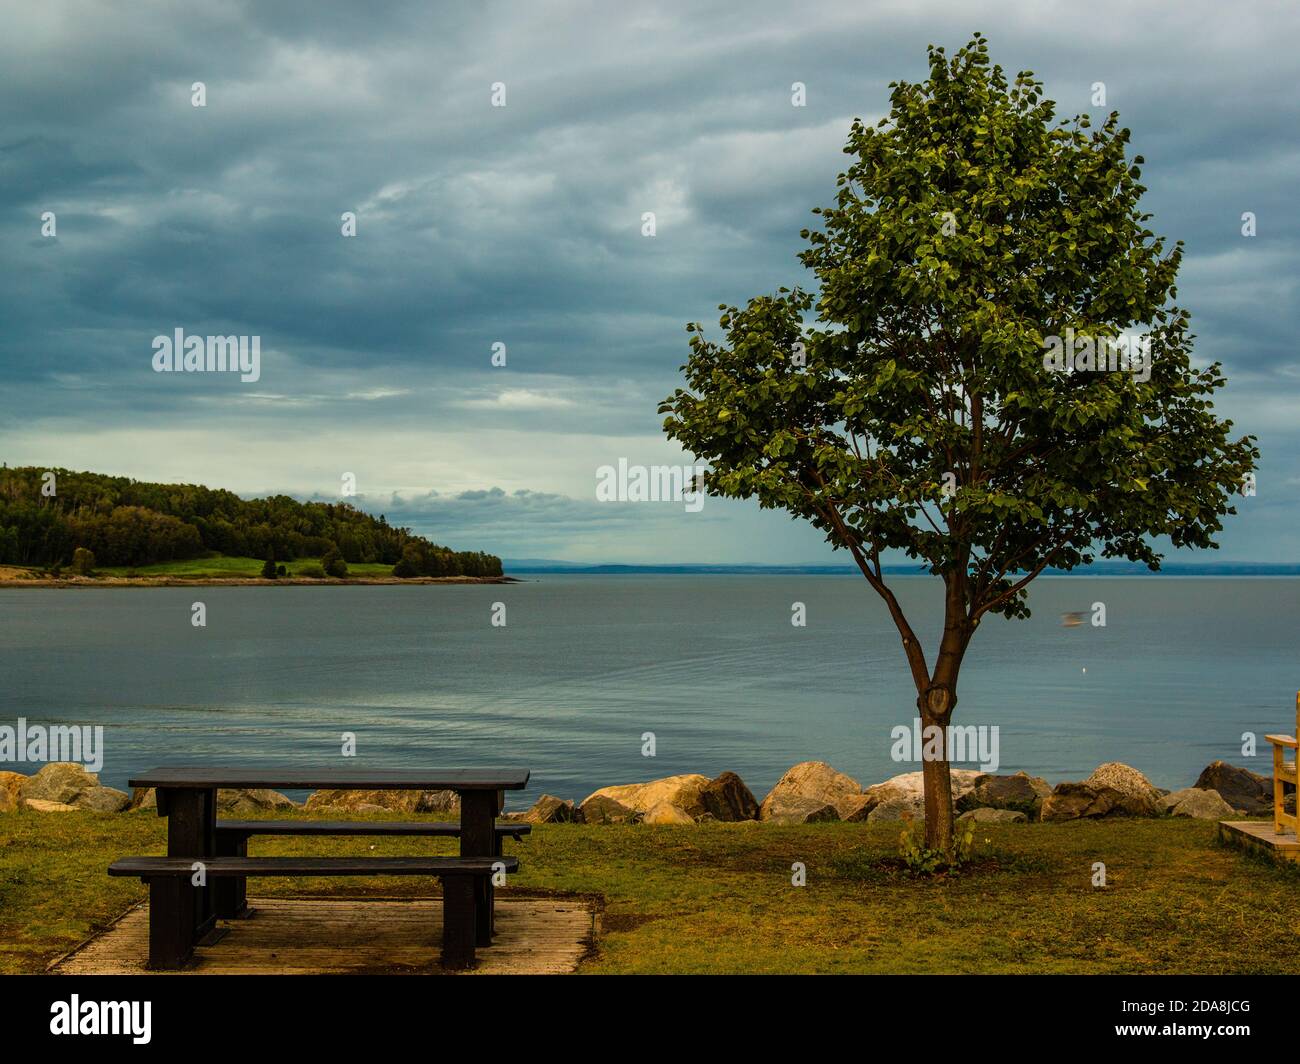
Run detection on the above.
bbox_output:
[210,820,529,926]
[215,819,530,839]
[109,854,518,970]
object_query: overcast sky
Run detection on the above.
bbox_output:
[3,0,1297,563]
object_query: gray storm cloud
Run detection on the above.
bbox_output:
[2,0,1297,561]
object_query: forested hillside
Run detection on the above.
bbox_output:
[0,467,502,577]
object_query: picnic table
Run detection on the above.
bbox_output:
[109,766,530,970]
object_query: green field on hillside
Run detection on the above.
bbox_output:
[94,556,397,579]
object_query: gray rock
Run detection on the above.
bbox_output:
[1193,761,1275,815]
[958,807,1027,824]
[18,762,100,805]
[699,771,759,821]
[1168,788,1236,820]
[577,793,639,824]
[581,775,710,818]
[523,794,577,824]
[643,801,694,825]
[866,794,926,822]
[957,771,1052,817]
[218,788,300,816]
[761,793,840,824]
[1040,780,1160,821]
[23,798,78,812]
[77,786,131,813]
[1084,762,1162,808]
[0,771,24,813]
[839,794,878,822]
[759,761,861,820]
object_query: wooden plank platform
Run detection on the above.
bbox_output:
[49,897,596,975]
[1218,820,1300,863]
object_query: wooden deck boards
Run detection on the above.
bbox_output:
[1218,819,1300,863]
[49,896,596,975]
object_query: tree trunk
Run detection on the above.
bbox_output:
[920,571,971,854]
[918,695,955,852]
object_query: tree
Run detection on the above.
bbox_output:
[321,546,348,579]
[261,555,277,580]
[70,547,95,575]
[660,35,1258,853]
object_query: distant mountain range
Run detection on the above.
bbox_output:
[502,559,1300,576]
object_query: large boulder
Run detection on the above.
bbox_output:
[1165,787,1236,820]
[1193,761,1274,815]
[18,763,130,812]
[523,794,576,824]
[958,807,1028,824]
[760,761,862,820]
[761,793,840,824]
[18,762,98,804]
[581,774,711,819]
[866,795,924,822]
[76,787,132,813]
[838,794,878,822]
[643,801,694,825]
[218,788,299,815]
[957,771,1052,818]
[0,770,25,812]
[699,772,759,822]
[865,768,985,804]
[1040,779,1160,821]
[303,789,455,814]
[1084,763,1162,808]
[24,798,79,813]
[857,768,985,822]
[577,793,639,824]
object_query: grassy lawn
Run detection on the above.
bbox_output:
[3,809,1299,974]
[94,556,396,579]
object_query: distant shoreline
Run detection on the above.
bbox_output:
[505,564,1300,577]
[0,572,516,589]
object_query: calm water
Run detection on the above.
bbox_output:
[1,576,1297,804]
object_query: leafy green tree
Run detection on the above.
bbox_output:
[660,35,1258,852]
[261,555,278,580]
[321,546,348,579]
[70,547,95,575]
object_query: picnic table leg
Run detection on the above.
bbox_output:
[440,875,477,969]
[459,790,497,946]
[147,876,194,969]
[161,786,222,943]
[212,830,251,919]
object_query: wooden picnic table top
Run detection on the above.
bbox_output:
[128,766,530,791]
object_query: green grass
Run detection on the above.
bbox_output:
[2,809,1298,974]
[94,556,396,579]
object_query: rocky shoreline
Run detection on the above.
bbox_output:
[0,758,1284,825]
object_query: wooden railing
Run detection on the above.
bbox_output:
[1264,691,1300,835]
